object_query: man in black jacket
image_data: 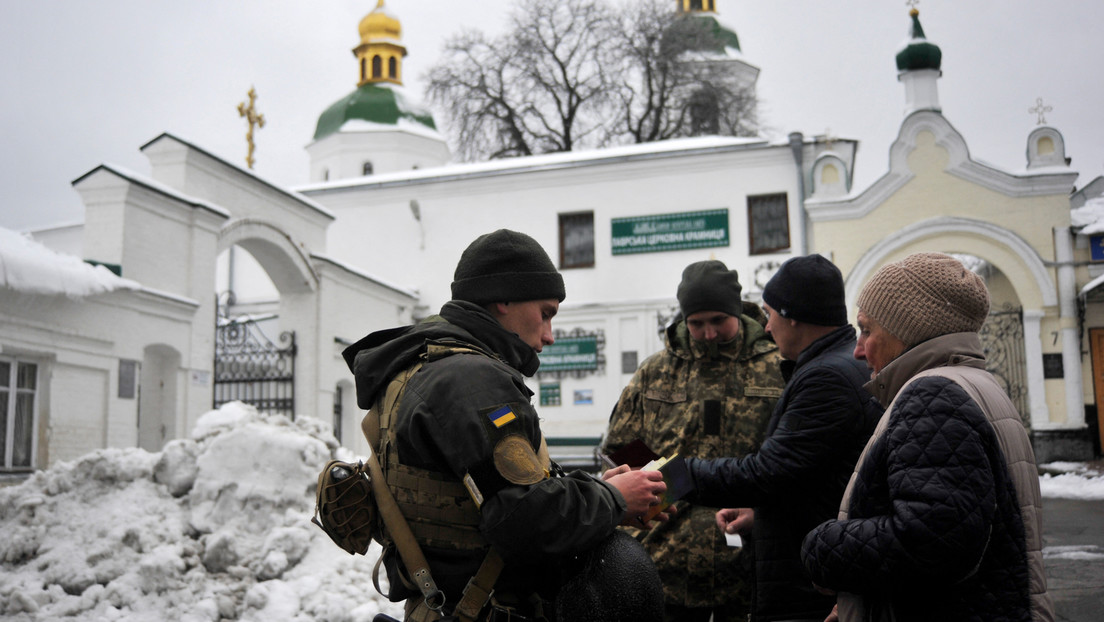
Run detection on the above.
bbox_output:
[684,254,882,622]
[344,229,666,621]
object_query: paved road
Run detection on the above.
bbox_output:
[1042,496,1104,622]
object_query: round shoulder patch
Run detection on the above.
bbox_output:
[493,434,547,485]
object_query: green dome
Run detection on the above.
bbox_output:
[702,15,740,52]
[313,83,437,141]
[895,11,941,72]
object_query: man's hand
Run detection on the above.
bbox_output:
[714,507,754,536]
[603,465,666,527]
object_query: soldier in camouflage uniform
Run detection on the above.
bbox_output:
[603,260,785,622]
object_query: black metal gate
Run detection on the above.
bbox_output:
[979,304,1029,428]
[213,317,296,418]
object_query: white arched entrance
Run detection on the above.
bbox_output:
[846,216,1068,432]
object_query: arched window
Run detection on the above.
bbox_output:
[388,56,397,79]
[360,58,366,82]
[363,161,374,176]
[372,55,382,79]
[689,87,720,136]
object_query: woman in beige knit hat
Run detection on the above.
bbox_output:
[801,252,1054,622]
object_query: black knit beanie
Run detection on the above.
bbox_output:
[762,254,847,326]
[676,260,743,317]
[451,229,566,305]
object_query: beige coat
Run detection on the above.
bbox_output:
[835,333,1053,622]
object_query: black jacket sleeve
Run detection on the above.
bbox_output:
[401,353,624,565]
[686,363,869,507]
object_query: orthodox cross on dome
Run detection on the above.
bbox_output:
[1028,97,1053,126]
[237,87,266,169]
[906,0,919,11]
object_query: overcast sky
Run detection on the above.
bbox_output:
[2,0,1101,232]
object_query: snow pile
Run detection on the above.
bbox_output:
[0,226,139,298]
[1039,461,1104,500]
[0,402,403,622]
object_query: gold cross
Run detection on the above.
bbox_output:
[1028,97,1053,126]
[237,87,265,169]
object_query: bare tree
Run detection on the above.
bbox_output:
[425,0,758,161]
[609,0,757,143]
[426,0,614,161]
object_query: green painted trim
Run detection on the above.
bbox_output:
[85,259,122,277]
[545,437,603,446]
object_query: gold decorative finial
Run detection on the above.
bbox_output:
[906,0,919,16]
[1028,97,1053,126]
[237,86,266,169]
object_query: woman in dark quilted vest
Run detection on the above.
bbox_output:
[800,253,1054,622]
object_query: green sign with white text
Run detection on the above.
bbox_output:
[538,337,598,372]
[611,209,729,255]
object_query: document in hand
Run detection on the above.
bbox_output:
[602,438,660,469]
[640,453,693,522]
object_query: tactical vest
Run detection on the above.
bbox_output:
[362,342,491,554]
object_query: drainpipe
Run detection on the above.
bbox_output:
[788,132,808,254]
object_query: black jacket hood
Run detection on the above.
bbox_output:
[341,301,539,410]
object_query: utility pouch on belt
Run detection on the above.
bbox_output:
[311,459,377,555]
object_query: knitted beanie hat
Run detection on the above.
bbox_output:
[676,260,743,317]
[762,254,847,326]
[451,229,566,305]
[857,252,990,347]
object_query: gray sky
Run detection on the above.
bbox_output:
[2,0,1102,232]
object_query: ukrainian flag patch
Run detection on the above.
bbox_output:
[488,405,517,428]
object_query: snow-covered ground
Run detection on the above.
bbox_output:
[1039,460,1104,500]
[0,402,403,621]
[1,402,1101,621]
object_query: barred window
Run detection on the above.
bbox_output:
[747,193,790,255]
[559,212,595,269]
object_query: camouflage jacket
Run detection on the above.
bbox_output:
[603,304,785,608]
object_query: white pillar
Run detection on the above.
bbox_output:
[1021,309,1051,429]
[1054,226,1085,427]
[899,69,942,115]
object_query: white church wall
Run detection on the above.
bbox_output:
[307,128,452,181]
[301,139,806,434]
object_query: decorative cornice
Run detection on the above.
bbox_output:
[807,111,1076,222]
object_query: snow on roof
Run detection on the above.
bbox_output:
[335,116,446,142]
[1071,195,1104,235]
[0,226,139,298]
[296,134,768,193]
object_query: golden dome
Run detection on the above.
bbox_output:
[358,0,401,44]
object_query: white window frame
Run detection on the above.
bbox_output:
[1,356,39,472]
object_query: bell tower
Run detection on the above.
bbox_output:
[354,0,406,86]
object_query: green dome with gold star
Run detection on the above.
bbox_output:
[896,8,942,72]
